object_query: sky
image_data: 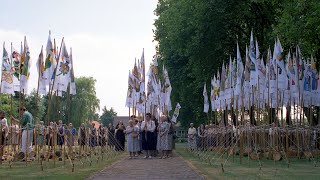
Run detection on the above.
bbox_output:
[0,0,158,116]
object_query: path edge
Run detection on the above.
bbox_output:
[86,155,126,180]
[174,152,207,180]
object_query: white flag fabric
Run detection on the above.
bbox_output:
[36,47,47,95]
[275,37,285,73]
[55,41,71,92]
[164,68,172,107]
[171,103,181,123]
[203,83,209,113]
[69,48,76,95]
[20,37,31,93]
[249,32,257,86]
[210,77,215,111]
[44,32,55,85]
[11,46,21,92]
[125,71,134,108]
[1,43,14,94]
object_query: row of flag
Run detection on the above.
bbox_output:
[1,31,76,96]
[203,31,319,113]
[125,50,180,122]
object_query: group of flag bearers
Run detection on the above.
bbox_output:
[198,31,320,162]
[125,49,180,159]
[0,31,130,169]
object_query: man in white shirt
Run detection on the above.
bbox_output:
[140,113,155,158]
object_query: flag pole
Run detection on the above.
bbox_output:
[46,38,64,125]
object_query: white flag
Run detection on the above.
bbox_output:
[171,103,181,123]
[1,43,14,94]
[203,83,209,113]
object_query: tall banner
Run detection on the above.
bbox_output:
[203,83,209,113]
[1,43,14,94]
[36,47,47,95]
[69,48,76,95]
[171,103,181,123]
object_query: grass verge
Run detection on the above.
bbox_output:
[0,151,125,180]
[175,143,320,180]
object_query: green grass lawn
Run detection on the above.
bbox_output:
[0,151,125,180]
[175,143,320,180]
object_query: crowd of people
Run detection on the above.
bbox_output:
[0,107,176,161]
[121,113,176,159]
[187,123,237,151]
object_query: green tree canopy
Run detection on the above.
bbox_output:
[154,0,320,127]
[100,106,117,126]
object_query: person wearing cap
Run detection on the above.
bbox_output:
[11,106,34,156]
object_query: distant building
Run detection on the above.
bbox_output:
[114,116,129,127]
[174,122,187,138]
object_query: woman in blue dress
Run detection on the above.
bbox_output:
[126,120,139,159]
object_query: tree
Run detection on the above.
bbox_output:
[25,90,45,124]
[154,0,279,127]
[41,76,100,127]
[100,106,117,126]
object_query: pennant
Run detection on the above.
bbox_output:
[1,43,14,94]
[36,47,47,95]
[44,31,55,85]
[55,41,71,92]
[171,103,181,123]
[203,83,209,113]
[275,37,285,72]
[235,42,244,96]
[125,71,134,108]
[69,48,76,95]
[249,32,257,86]
[20,37,31,93]
[11,45,21,92]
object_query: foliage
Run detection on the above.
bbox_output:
[0,76,102,127]
[154,0,320,127]
[100,106,117,126]
[25,90,45,124]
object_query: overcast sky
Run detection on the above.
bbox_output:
[0,0,157,116]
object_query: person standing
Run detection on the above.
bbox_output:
[78,123,86,155]
[57,120,65,151]
[36,121,45,151]
[133,119,141,155]
[98,124,106,148]
[0,111,8,161]
[125,120,139,159]
[89,122,97,150]
[141,113,156,158]
[157,116,169,159]
[150,115,158,157]
[47,121,54,151]
[11,107,34,157]
[188,123,197,151]
[107,123,115,149]
[167,117,175,157]
[115,121,125,151]
[66,123,76,147]
[10,118,19,154]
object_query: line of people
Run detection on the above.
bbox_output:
[1,108,176,161]
[124,113,175,159]
[0,107,123,161]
